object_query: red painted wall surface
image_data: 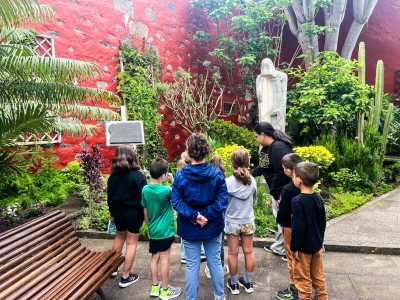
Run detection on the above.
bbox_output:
[35,0,399,167]
[36,0,195,168]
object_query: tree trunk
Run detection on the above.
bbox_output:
[324,0,347,52]
[341,0,379,58]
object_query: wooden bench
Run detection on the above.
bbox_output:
[0,210,123,300]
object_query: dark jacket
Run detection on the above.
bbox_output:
[276,182,300,228]
[107,169,147,216]
[171,163,228,241]
[291,193,326,254]
[251,141,292,200]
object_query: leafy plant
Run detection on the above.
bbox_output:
[213,144,249,176]
[387,108,400,155]
[294,145,335,169]
[191,0,289,104]
[208,119,259,165]
[287,52,370,143]
[329,168,362,191]
[326,191,373,219]
[0,0,120,172]
[118,44,166,168]
[254,177,276,237]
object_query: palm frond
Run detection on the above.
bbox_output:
[0,80,121,106]
[52,118,97,136]
[0,150,20,173]
[0,43,35,57]
[54,104,120,121]
[0,0,53,28]
[0,27,36,44]
[0,56,100,82]
[0,102,53,145]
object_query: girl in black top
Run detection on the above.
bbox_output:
[107,146,147,288]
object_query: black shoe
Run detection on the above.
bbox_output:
[238,277,254,294]
[226,279,240,295]
[119,273,139,288]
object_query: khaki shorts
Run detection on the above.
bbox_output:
[224,221,255,236]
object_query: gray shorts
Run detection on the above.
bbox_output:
[224,221,255,236]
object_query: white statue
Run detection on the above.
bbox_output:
[256,58,288,132]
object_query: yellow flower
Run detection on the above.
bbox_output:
[294,145,335,168]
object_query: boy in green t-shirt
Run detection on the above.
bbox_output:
[142,158,181,300]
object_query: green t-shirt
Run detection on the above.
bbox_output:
[141,184,175,240]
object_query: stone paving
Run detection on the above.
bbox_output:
[325,187,400,249]
[85,239,400,300]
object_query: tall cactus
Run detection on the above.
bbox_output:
[382,103,394,156]
[357,42,366,144]
[368,60,384,132]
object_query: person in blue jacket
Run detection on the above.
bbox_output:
[172,133,228,300]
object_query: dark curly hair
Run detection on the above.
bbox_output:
[187,133,211,162]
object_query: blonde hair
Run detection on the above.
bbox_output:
[231,149,251,185]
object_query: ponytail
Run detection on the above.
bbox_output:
[233,167,252,185]
[273,130,294,147]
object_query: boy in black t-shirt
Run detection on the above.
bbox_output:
[291,162,328,300]
[276,153,303,300]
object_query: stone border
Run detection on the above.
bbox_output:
[77,230,400,255]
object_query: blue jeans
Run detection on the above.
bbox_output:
[183,234,225,300]
[181,238,205,260]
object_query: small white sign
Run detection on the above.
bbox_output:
[106,121,145,146]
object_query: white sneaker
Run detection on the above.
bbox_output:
[205,265,211,279]
[223,265,229,275]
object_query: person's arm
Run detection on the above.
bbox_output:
[251,166,263,177]
[276,187,290,225]
[143,208,149,223]
[171,173,198,222]
[269,145,291,200]
[106,177,114,217]
[200,174,228,221]
[291,198,305,254]
[137,171,147,194]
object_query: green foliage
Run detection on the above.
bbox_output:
[387,108,400,155]
[208,119,259,166]
[118,44,166,168]
[214,144,249,176]
[293,145,335,169]
[326,191,372,219]
[191,0,288,98]
[254,178,276,237]
[329,168,362,191]
[287,52,370,143]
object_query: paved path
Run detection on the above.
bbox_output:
[84,239,400,300]
[325,187,400,249]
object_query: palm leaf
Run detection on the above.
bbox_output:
[54,104,120,121]
[0,27,36,44]
[52,119,97,136]
[0,43,35,57]
[0,56,101,82]
[0,80,121,106]
[0,0,53,28]
[0,102,53,145]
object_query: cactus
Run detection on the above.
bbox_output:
[368,60,384,132]
[357,42,366,144]
[382,103,394,156]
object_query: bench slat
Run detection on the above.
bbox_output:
[0,227,74,273]
[0,210,63,242]
[0,244,85,299]
[0,238,80,287]
[0,223,72,265]
[19,249,93,300]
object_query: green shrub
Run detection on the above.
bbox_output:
[213,144,249,176]
[329,168,363,191]
[326,191,373,219]
[254,178,276,237]
[79,201,110,231]
[294,145,335,169]
[387,108,400,155]
[287,52,370,143]
[209,119,259,166]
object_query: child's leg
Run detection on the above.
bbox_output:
[311,249,328,300]
[293,252,312,300]
[183,239,201,300]
[160,248,171,289]
[227,234,240,278]
[241,234,254,283]
[121,232,139,278]
[220,233,225,267]
[113,231,126,253]
[283,227,295,285]
[203,234,224,300]
[151,252,160,285]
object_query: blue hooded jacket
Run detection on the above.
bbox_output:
[172,163,228,241]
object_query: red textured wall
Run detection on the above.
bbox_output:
[36,0,194,168]
[35,0,400,168]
